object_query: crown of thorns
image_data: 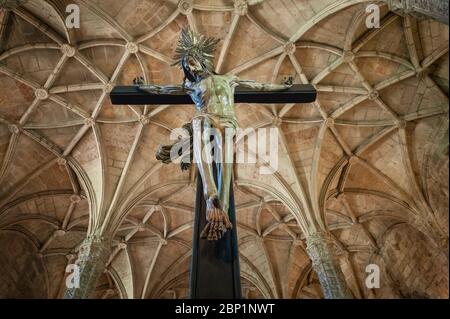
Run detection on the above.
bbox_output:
[172,27,220,70]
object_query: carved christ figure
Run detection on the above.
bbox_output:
[139,28,291,241]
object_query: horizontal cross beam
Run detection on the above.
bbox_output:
[110,84,317,105]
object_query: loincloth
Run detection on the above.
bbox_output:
[192,112,239,130]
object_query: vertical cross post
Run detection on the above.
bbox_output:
[189,170,241,299]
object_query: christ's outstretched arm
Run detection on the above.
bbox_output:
[237,78,293,91]
[137,84,194,94]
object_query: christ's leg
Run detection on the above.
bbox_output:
[193,118,231,240]
[219,126,235,225]
[192,118,218,203]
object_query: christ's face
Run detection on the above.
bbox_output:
[181,56,209,83]
[187,57,203,75]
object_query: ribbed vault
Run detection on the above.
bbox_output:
[0,0,448,299]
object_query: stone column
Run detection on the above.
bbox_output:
[306,232,353,299]
[386,0,449,25]
[64,235,112,299]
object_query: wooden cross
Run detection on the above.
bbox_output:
[110,84,317,299]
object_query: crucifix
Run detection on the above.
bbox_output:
[110,28,316,299]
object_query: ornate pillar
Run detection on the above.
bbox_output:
[386,0,449,25]
[64,235,112,299]
[306,232,353,299]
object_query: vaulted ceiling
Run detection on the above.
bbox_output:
[0,0,448,299]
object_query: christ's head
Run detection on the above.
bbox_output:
[181,55,210,82]
[173,28,219,83]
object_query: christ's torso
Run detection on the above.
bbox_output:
[189,74,238,120]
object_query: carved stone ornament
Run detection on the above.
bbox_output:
[64,235,112,299]
[387,0,449,24]
[178,0,193,15]
[306,232,354,299]
[234,0,248,16]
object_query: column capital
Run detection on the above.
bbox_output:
[77,235,111,260]
[305,231,337,261]
[386,0,449,25]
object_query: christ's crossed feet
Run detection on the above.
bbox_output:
[201,199,233,241]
